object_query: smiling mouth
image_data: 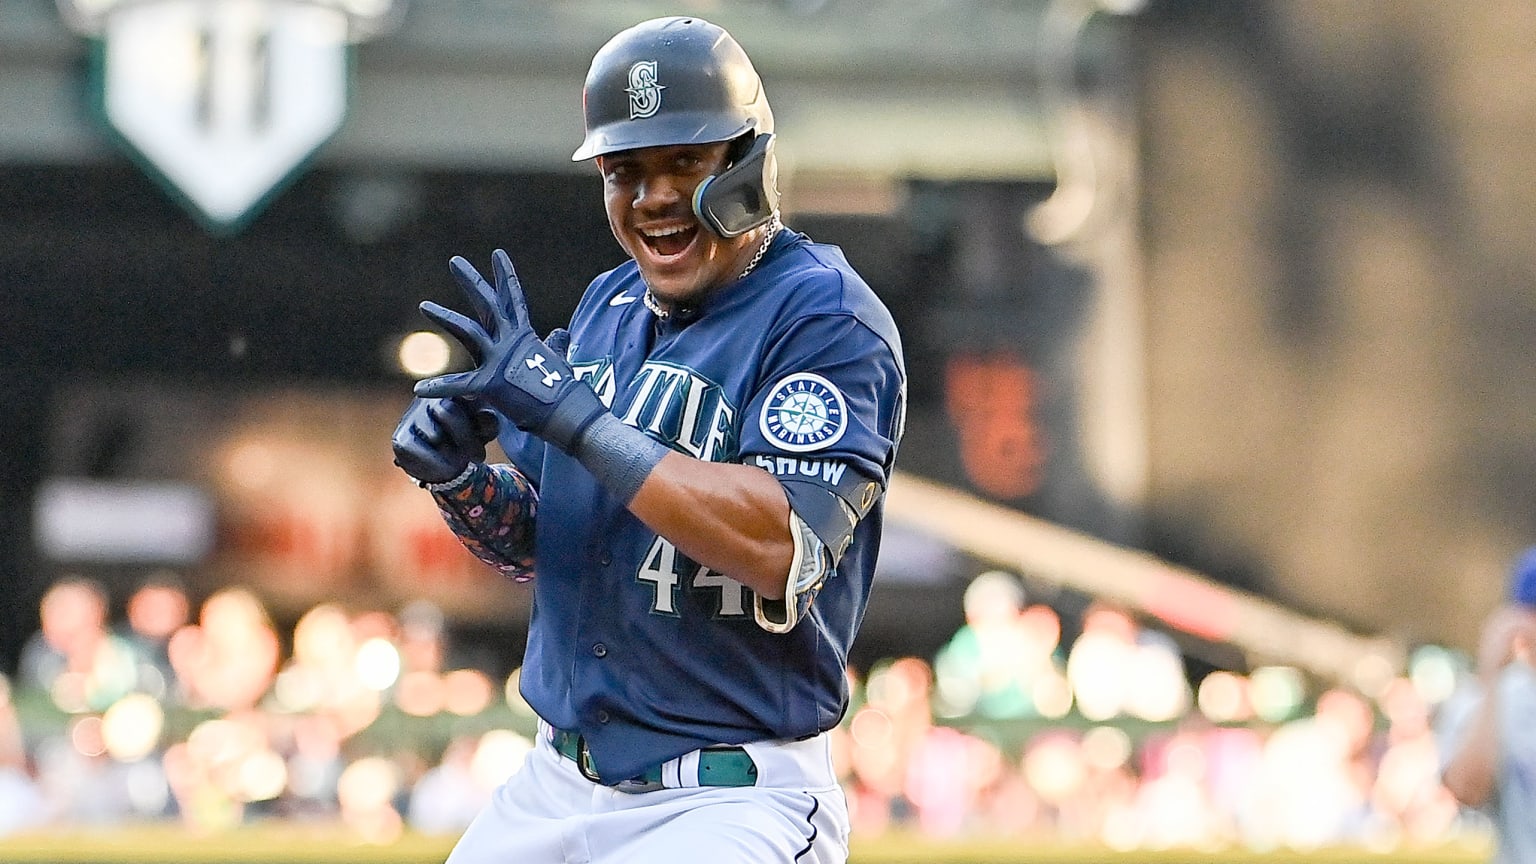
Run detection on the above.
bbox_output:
[639,223,698,259]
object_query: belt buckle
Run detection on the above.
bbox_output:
[575,736,602,784]
[615,774,666,794]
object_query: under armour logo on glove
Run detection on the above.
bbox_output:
[414,248,607,455]
[525,354,562,388]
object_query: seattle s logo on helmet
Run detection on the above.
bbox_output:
[625,61,664,119]
[571,17,778,237]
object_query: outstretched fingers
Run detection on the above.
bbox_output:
[491,249,533,330]
[414,370,476,400]
[449,255,501,335]
[414,305,493,400]
[420,300,491,365]
[418,249,535,409]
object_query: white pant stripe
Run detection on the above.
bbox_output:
[675,750,701,788]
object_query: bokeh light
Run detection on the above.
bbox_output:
[1080,725,1132,771]
[396,670,446,717]
[1021,731,1083,804]
[398,331,452,378]
[102,692,164,762]
[503,668,536,720]
[69,715,106,757]
[234,749,287,803]
[471,729,532,789]
[354,637,401,691]
[443,669,494,716]
[1197,671,1250,723]
[1408,644,1460,706]
[1249,666,1306,723]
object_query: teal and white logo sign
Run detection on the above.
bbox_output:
[759,372,847,453]
[58,0,402,231]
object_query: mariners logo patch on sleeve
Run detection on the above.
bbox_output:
[759,372,847,452]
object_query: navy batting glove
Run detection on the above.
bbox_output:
[392,397,496,485]
[414,249,606,455]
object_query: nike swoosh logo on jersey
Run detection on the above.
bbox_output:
[609,292,637,306]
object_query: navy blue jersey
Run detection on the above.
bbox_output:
[500,229,905,783]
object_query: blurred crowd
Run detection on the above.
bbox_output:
[0,569,1494,852]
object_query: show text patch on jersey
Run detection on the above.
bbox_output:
[752,455,848,485]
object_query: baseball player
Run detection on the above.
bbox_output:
[391,16,906,864]
[1438,547,1536,864]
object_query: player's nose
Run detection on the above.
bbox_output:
[632,172,686,212]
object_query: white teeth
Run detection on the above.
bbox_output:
[641,225,689,238]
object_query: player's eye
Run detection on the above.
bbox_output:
[603,159,638,182]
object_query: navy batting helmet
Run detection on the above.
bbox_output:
[1512,546,1536,606]
[572,16,779,237]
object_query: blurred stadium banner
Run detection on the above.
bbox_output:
[58,0,405,231]
[884,470,1405,689]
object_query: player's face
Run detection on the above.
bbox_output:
[598,142,758,305]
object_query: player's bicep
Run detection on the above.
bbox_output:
[745,314,904,480]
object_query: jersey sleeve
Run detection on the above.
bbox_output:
[743,310,897,544]
[739,311,905,631]
[742,310,904,506]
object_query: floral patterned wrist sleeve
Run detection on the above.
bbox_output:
[430,463,538,582]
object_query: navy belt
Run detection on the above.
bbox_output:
[551,728,758,793]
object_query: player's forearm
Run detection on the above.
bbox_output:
[628,451,795,599]
[429,462,539,581]
[1441,690,1501,807]
[568,412,795,597]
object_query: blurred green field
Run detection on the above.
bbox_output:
[0,826,1491,864]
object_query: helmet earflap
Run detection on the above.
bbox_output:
[692,132,779,238]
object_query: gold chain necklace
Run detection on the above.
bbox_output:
[644,215,782,320]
